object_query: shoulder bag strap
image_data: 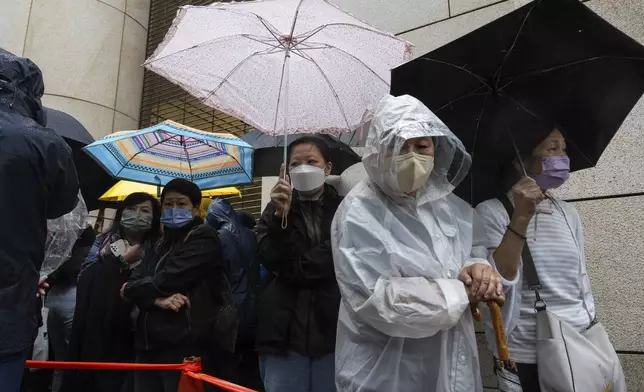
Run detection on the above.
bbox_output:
[498,195,545,311]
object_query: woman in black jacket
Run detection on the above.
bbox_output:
[256,136,342,392]
[62,192,161,392]
[123,179,232,392]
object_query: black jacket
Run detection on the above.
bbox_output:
[124,218,231,354]
[256,184,342,357]
[61,239,139,392]
[0,49,79,355]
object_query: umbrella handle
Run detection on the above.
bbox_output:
[488,301,511,361]
[470,303,482,321]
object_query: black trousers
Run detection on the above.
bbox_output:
[134,350,183,392]
[516,363,540,392]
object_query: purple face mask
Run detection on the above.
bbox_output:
[532,156,570,190]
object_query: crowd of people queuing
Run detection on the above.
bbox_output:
[0,51,621,392]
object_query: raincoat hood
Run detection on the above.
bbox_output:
[0,49,46,126]
[206,198,238,234]
[363,94,471,204]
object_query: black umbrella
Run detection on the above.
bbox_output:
[241,130,363,177]
[45,108,117,210]
[391,0,644,205]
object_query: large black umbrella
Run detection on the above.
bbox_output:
[241,130,363,177]
[45,108,117,210]
[391,0,644,205]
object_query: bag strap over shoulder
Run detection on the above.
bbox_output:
[498,195,546,311]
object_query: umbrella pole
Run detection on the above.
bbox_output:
[507,128,528,177]
[154,175,162,198]
[280,52,291,229]
[93,208,105,233]
[507,128,540,239]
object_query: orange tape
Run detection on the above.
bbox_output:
[25,360,257,392]
[25,360,198,371]
[185,371,257,392]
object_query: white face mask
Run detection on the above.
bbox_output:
[289,164,326,193]
[395,152,434,193]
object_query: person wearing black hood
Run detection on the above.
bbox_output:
[0,49,79,392]
[206,200,262,390]
[123,179,234,392]
[235,210,257,231]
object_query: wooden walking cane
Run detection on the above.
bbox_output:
[471,301,517,372]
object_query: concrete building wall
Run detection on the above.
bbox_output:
[1,0,151,139]
[261,0,644,390]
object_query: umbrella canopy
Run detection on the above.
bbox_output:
[144,0,410,136]
[241,130,361,176]
[45,107,116,210]
[46,107,94,145]
[83,120,254,189]
[99,180,241,202]
[391,0,644,205]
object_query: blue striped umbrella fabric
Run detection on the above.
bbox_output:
[83,120,254,189]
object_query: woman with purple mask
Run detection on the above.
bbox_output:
[473,129,609,392]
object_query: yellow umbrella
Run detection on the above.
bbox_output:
[100,180,241,202]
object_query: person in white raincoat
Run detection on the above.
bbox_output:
[331,95,505,392]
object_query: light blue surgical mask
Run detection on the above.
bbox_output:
[161,208,193,229]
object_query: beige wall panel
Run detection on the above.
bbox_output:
[573,196,644,352]
[23,0,123,108]
[113,111,139,133]
[99,0,126,12]
[126,0,151,29]
[0,0,32,55]
[115,16,148,120]
[329,0,449,34]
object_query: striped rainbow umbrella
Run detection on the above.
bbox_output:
[83,120,253,189]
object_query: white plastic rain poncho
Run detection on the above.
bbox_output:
[42,193,88,278]
[331,95,486,392]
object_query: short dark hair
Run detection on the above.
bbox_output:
[161,178,201,207]
[109,192,161,241]
[288,135,331,163]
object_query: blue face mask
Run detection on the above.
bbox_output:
[161,208,193,229]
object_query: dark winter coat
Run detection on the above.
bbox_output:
[0,49,79,355]
[206,199,261,349]
[61,232,144,392]
[256,184,342,358]
[125,217,234,354]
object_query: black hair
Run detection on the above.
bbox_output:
[161,178,202,207]
[287,135,331,164]
[109,192,161,241]
[236,210,256,229]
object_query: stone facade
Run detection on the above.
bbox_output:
[1,0,151,138]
